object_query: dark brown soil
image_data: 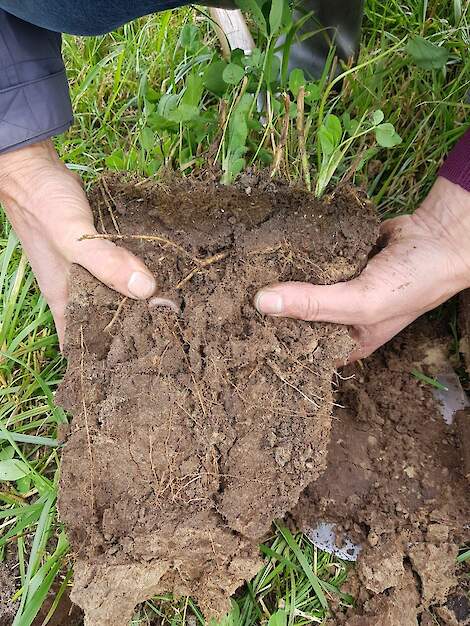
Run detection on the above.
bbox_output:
[293,320,470,625]
[56,175,378,625]
[457,290,470,483]
[0,562,17,626]
[31,580,83,626]
[460,289,470,375]
[455,409,470,483]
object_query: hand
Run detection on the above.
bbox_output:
[255,177,470,362]
[0,140,156,347]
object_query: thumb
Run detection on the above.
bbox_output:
[254,280,374,325]
[72,233,157,300]
[348,314,414,362]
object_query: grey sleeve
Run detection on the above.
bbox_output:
[0,10,73,154]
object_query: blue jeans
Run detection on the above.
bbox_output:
[0,0,193,35]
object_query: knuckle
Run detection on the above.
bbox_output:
[297,293,320,321]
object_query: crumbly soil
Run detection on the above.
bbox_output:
[460,289,470,375]
[457,290,470,483]
[293,320,470,625]
[0,562,17,626]
[56,175,378,626]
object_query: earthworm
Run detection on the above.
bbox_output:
[148,296,181,315]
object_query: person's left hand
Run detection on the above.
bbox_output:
[254,176,470,362]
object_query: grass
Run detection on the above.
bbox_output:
[0,0,469,624]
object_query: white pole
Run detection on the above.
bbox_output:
[208,8,255,57]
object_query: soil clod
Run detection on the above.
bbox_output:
[460,290,470,373]
[56,176,469,626]
[57,175,378,625]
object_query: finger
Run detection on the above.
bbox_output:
[254,280,380,326]
[72,236,157,300]
[49,302,66,351]
[379,215,407,238]
[347,314,415,363]
[23,245,70,350]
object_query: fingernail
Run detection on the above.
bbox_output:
[128,272,156,299]
[255,290,283,315]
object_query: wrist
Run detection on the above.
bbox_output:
[0,140,62,205]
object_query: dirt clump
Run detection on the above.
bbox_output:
[294,320,470,625]
[56,175,378,626]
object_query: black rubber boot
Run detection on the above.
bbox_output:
[204,0,364,78]
[283,0,364,78]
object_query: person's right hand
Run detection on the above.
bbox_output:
[0,140,156,347]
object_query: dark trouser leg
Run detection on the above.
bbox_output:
[1,0,363,76]
[0,0,189,35]
[203,0,239,8]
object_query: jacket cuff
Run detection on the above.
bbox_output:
[0,68,73,154]
[439,127,470,192]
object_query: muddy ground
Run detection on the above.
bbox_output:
[293,319,470,625]
[50,175,469,626]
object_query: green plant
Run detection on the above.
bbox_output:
[315,108,401,197]
[221,91,253,183]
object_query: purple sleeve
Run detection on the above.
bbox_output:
[439,128,470,192]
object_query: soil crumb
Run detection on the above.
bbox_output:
[293,320,470,625]
[56,175,378,625]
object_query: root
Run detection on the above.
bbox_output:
[175,251,230,289]
[104,297,128,333]
[80,233,195,262]
[80,234,230,289]
[267,358,320,409]
[100,177,122,235]
[173,318,208,418]
[247,243,284,257]
[79,326,95,513]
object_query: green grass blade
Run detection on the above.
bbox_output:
[275,522,329,611]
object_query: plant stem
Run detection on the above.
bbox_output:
[296,86,311,191]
